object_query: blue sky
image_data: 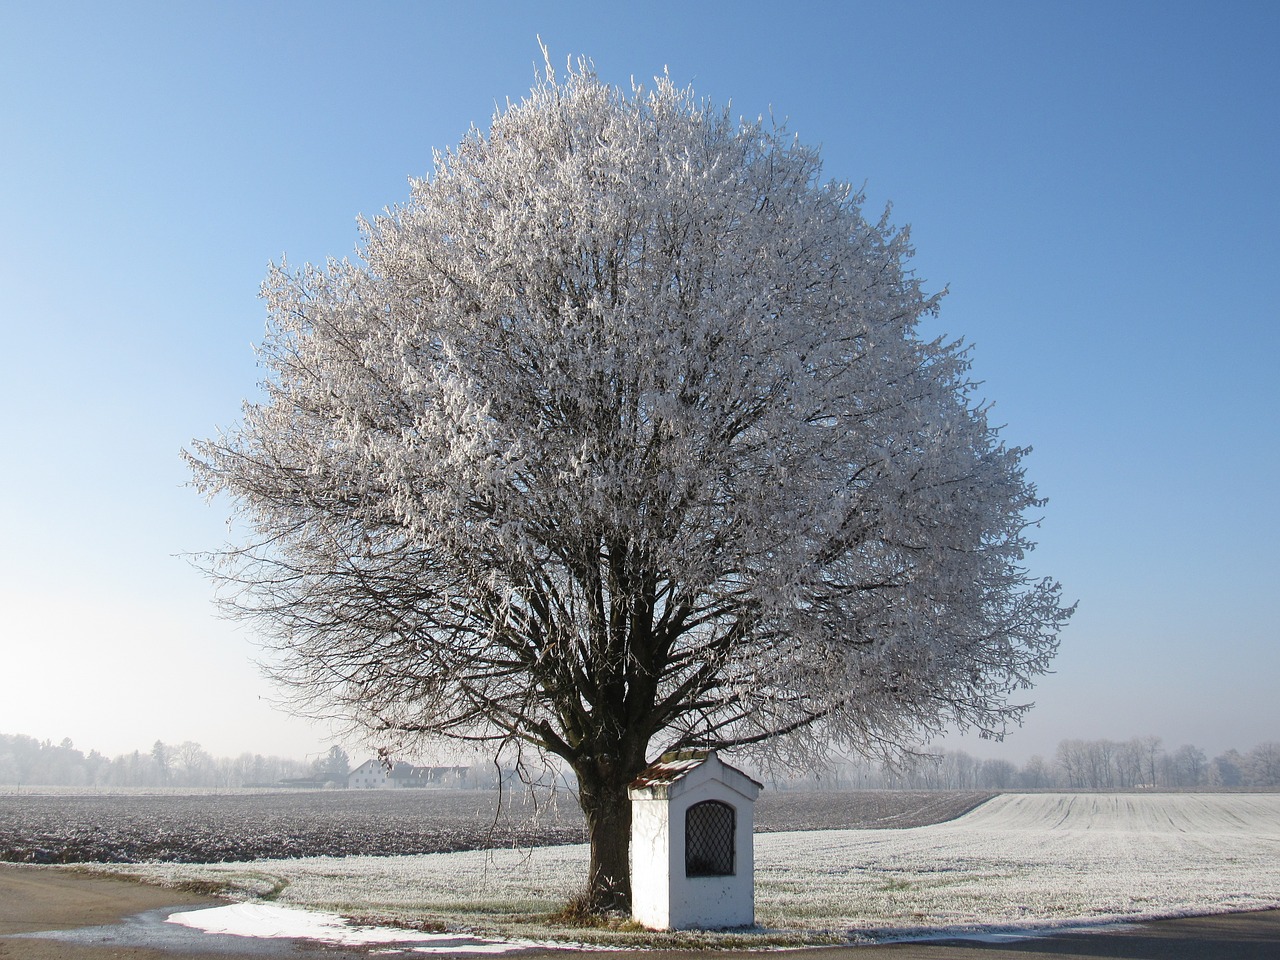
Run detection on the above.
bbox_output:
[2,1,1276,765]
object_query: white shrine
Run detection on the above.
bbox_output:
[628,750,762,930]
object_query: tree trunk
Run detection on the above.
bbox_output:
[575,764,635,912]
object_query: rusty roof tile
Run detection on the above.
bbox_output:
[629,749,711,789]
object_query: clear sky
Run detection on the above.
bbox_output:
[2,1,1276,766]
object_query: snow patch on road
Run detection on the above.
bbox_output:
[167,902,545,953]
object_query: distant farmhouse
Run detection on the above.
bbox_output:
[347,759,471,789]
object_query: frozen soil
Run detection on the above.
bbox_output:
[0,788,990,864]
[0,790,583,864]
[755,788,992,832]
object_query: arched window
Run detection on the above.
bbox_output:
[685,800,735,876]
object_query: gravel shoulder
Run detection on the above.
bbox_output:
[0,864,366,959]
[0,863,218,935]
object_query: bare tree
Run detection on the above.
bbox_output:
[174,741,214,787]
[1088,739,1118,789]
[1168,744,1207,787]
[1209,749,1245,787]
[979,758,1018,789]
[1115,738,1146,789]
[1140,735,1163,788]
[1055,739,1087,788]
[1247,742,1280,786]
[1020,754,1051,789]
[187,58,1071,909]
[941,750,979,790]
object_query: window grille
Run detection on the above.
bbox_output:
[685,800,735,876]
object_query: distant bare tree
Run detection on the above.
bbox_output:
[174,741,214,786]
[1055,739,1087,788]
[1247,742,1280,786]
[940,750,978,789]
[1139,735,1163,788]
[1115,738,1146,789]
[1085,739,1117,789]
[1020,754,1051,789]
[979,758,1018,789]
[1167,744,1207,787]
[1209,749,1245,787]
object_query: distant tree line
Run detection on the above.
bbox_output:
[786,737,1280,791]
[5,730,1278,792]
[0,733,351,789]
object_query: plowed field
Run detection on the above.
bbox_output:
[0,788,990,863]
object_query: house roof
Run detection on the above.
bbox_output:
[347,760,468,779]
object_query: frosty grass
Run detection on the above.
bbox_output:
[88,793,1280,946]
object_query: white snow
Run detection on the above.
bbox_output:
[166,902,544,953]
[100,793,1280,946]
[753,792,1280,934]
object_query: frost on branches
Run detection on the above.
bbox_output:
[187,60,1071,909]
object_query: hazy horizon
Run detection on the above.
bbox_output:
[4,724,1274,775]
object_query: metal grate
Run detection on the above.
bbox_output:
[685,800,735,876]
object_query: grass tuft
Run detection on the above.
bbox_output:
[545,890,645,931]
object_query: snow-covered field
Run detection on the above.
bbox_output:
[91,793,1280,947]
[756,793,1280,935]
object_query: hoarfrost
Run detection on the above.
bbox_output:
[98,793,1280,942]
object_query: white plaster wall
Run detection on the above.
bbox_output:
[347,761,391,789]
[629,798,671,929]
[665,781,755,930]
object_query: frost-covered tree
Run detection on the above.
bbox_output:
[1247,742,1280,786]
[188,60,1071,909]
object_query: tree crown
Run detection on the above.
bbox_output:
[188,61,1071,778]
